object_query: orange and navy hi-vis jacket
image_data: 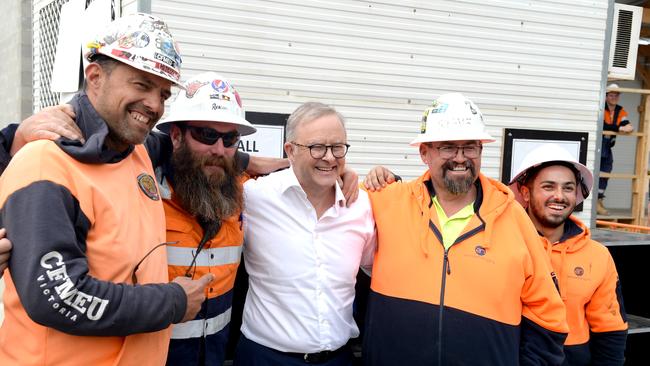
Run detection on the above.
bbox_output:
[603,104,630,132]
[603,104,630,148]
[156,169,246,365]
[0,92,186,366]
[541,217,627,366]
[363,171,568,366]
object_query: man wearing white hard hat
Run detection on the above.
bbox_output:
[598,83,633,215]
[361,93,568,365]
[154,72,260,366]
[0,13,214,365]
[509,144,628,365]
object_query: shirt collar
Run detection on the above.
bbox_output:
[280,166,346,208]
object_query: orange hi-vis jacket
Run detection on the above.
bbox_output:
[159,174,245,365]
[0,93,186,366]
[542,216,627,365]
[603,104,630,132]
[362,171,568,366]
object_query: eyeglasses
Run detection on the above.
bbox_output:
[436,144,482,159]
[181,125,240,148]
[131,241,178,284]
[291,142,350,159]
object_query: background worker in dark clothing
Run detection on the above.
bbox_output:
[598,83,633,215]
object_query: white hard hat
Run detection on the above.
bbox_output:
[606,83,620,93]
[84,13,183,87]
[508,143,593,205]
[410,93,495,146]
[156,72,257,136]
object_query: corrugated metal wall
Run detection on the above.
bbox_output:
[149,0,609,222]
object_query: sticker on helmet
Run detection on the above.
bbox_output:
[140,18,170,33]
[154,52,177,68]
[118,31,150,49]
[210,94,231,101]
[430,103,448,114]
[211,80,230,93]
[111,49,136,62]
[157,38,179,61]
[466,101,478,115]
[233,89,243,108]
[185,81,209,98]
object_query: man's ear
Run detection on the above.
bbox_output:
[520,184,531,208]
[284,141,295,163]
[419,144,429,165]
[170,125,182,150]
[84,63,104,92]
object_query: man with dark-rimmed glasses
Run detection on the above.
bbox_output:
[234,101,376,366]
[362,93,568,365]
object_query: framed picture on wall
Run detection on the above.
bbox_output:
[501,128,589,211]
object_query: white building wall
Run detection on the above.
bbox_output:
[149,0,609,222]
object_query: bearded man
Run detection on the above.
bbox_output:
[151,72,261,366]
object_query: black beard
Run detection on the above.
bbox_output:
[528,197,573,229]
[442,160,477,195]
[170,138,243,224]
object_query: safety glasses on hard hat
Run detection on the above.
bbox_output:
[181,125,241,148]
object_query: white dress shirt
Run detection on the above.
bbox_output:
[241,167,376,353]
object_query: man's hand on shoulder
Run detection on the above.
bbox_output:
[11,105,82,155]
[339,167,359,207]
[363,166,397,192]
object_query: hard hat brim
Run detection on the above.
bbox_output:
[156,111,257,136]
[507,160,594,205]
[409,131,496,146]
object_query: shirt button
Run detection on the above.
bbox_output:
[210,253,214,259]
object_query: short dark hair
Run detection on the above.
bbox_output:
[83,54,120,90]
[89,54,120,74]
[520,161,581,187]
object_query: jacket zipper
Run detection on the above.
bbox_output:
[438,248,451,365]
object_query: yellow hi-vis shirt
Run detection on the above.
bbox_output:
[432,196,474,250]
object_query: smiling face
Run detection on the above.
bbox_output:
[85,61,172,151]
[285,113,347,195]
[169,121,243,222]
[170,121,239,178]
[521,164,578,230]
[419,140,481,195]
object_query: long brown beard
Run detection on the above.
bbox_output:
[170,138,243,222]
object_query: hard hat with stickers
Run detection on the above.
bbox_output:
[156,72,257,136]
[508,143,593,205]
[410,92,495,146]
[84,13,183,87]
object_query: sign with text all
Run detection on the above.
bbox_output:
[238,124,285,158]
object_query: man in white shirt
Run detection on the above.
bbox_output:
[234,102,376,366]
